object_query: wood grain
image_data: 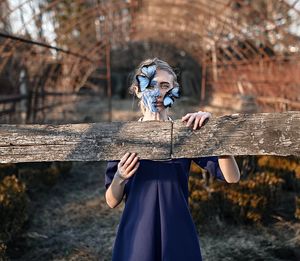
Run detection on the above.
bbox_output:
[0,121,172,163]
[172,111,300,157]
[0,112,299,163]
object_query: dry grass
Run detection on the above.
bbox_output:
[200,221,300,260]
[10,161,123,261]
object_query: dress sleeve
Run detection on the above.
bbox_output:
[105,160,119,190]
[192,156,225,181]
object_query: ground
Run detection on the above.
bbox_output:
[8,96,300,260]
[11,160,300,261]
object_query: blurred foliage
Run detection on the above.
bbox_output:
[0,161,72,257]
[295,196,300,220]
[0,242,8,261]
[0,175,28,258]
[17,162,72,190]
[189,156,300,225]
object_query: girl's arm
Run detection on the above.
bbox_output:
[182,111,240,183]
[218,155,240,183]
[105,173,127,208]
[105,152,139,208]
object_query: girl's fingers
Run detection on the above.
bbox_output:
[199,115,209,127]
[127,162,140,177]
[181,113,191,122]
[120,152,130,165]
[193,117,201,130]
[126,156,139,172]
[123,152,137,168]
[186,114,196,127]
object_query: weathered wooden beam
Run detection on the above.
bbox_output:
[172,111,300,158]
[0,112,299,163]
[0,121,172,163]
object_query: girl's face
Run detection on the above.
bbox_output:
[148,69,174,112]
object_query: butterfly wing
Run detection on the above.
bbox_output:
[163,96,174,107]
[137,75,150,92]
[149,79,157,88]
[141,64,156,78]
[171,86,180,98]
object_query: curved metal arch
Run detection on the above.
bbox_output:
[139,20,261,63]
[133,15,251,62]
[2,0,293,67]
[132,28,205,60]
[0,0,255,58]
[141,0,250,37]
[136,0,293,60]
[133,2,260,59]
[1,0,299,90]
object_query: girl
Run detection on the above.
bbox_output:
[105,58,240,261]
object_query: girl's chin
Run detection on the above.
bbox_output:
[156,106,165,111]
[147,104,165,113]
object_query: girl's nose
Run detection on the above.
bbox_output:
[159,89,167,96]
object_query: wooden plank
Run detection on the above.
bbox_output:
[0,112,299,163]
[0,121,172,163]
[172,111,300,158]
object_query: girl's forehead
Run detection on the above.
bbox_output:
[154,69,173,84]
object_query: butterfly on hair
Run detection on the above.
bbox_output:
[136,64,157,92]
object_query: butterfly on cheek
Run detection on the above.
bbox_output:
[142,88,160,112]
[137,76,158,92]
[163,86,180,108]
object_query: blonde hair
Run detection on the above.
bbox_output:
[129,58,179,114]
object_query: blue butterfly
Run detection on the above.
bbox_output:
[137,76,157,92]
[163,86,180,107]
[136,64,157,92]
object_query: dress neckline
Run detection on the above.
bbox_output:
[138,116,173,122]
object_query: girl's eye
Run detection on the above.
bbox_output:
[161,84,170,89]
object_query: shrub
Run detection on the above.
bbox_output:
[0,161,72,257]
[295,196,300,220]
[17,162,72,190]
[0,175,28,253]
[0,242,8,261]
[189,156,300,226]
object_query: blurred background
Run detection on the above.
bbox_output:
[0,0,300,260]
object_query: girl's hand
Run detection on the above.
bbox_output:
[116,152,140,180]
[181,111,212,130]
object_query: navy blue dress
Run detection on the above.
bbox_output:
[105,157,225,261]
